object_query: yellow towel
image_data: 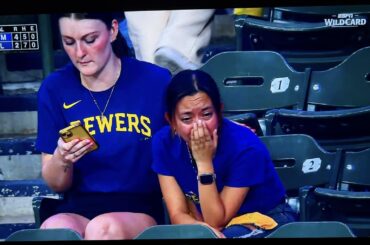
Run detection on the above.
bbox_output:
[226,212,278,230]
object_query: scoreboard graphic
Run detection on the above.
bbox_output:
[0,24,38,51]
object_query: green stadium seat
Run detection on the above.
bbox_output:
[300,148,370,237]
[200,51,309,116]
[307,46,370,111]
[5,228,82,241]
[134,224,218,239]
[264,46,370,151]
[260,134,342,214]
[200,50,310,135]
[265,221,355,238]
[265,106,370,152]
[234,6,370,72]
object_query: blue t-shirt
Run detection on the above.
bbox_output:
[36,57,171,195]
[152,118,286,214]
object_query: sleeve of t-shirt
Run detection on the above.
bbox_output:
[151,130,172,176]
[225,145,269,187]
[35,79,66,154]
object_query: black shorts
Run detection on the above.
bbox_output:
[39,192,165,225]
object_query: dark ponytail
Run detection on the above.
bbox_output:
[112,29,130,57]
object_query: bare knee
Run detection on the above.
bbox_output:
[84,212,156,240]
[85,214,127,240]
[40,213,89,238]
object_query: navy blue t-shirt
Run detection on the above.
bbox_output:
[36,57,171,195]
[152,118,286,215]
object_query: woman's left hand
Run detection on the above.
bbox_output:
[190,120,218,168]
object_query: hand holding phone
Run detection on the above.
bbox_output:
[59,121,99,153]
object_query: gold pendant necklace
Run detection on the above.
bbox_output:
[86,83,115,120]
[81,60,121,120]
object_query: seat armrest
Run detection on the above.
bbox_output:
[314,187,370,199]
[298,185,316,221]
[226,112,263,136]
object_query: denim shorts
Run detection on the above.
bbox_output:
[221,201,298,238]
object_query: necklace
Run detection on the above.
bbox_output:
[186,143,198,173]
[81,60,121,120]
[185,143,200,204]
[85,83,115,120]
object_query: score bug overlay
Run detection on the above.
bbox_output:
[0,24,38,51]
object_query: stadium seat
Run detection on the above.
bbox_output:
[259,134,342,214]
[200,51,309,116]
[300,148,370,237]
[200,50,310,135]
[134,224,218,239]
[265,106,370,152]
[264,46,370,151]
[234,8,370,72]
[5,228,82,241]
[226,112,263,136]
[265,221,355,238]
[307,46,370,111]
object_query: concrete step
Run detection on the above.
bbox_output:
[0,179,55,198]
[0,179,58,239]
[0,93,37,112]
[0,136,40,180]
[0,214,34,225]
[0,93,38,136]
[1,179,57,219]
[0,197,34,220]
[0,112,37,136]
[1,179,57,220]
[0,154,41,180]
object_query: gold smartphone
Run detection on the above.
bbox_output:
[59,121,99,152]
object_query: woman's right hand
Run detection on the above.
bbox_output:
[41,137,92,192]
[56,137,94,164]
[190,120,218,171]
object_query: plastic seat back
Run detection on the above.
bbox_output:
[265,106,370,152]
[266,221,355,238]
[300,148,370,237]
[234,11,370,72]
[200,51,309,117]
[134,224,218,239]
[6,228,82,241]
[307,46,370,110]
[260,134,338,194]
[342,148,370,187]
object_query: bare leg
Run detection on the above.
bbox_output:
[40,213,90,238]
[84,212,156,240]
